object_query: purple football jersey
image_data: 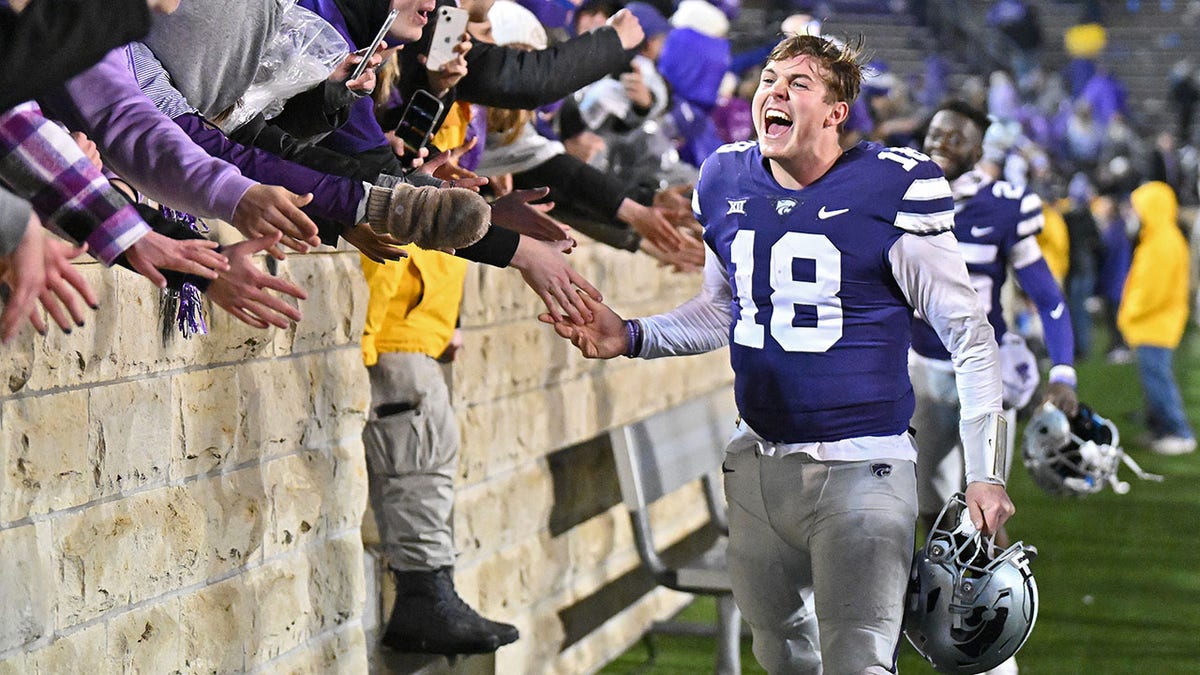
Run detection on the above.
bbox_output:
[695,140,955,443]
[910,179,1044,360]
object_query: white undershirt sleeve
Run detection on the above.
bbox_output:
[638,246,732,358]
[890,231,1006,484]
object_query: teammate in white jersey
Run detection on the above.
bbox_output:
[543,34,1014,673]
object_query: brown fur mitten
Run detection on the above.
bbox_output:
[366,184,490,250]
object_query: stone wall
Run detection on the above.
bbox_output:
[0,249,371,674]
[0,236,733,675]
[444,241,733,674]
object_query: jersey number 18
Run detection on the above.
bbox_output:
[730,230,843,352]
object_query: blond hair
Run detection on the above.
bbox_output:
[768,34,866,104]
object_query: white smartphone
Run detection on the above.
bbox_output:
[349,8,400,81]
[424,6,469,72]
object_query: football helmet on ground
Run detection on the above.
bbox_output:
[904,494,1039,674]
[1021,402,1162,496]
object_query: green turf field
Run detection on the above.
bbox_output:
[601,330,1200,674]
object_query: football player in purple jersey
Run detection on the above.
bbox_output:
[911,100,1077,533]
[542,34,1014,673]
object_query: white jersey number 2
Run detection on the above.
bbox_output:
[730,230,843,352]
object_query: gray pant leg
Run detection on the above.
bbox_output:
[806,460,917,674]
[363,352,458,571]
[723,434,822,675]
[909,360,964,524]
[725,427,918,674]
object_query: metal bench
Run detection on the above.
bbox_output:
[609,389,742,675]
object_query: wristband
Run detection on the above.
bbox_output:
[624,319,642,358]
[1048,365,1077,388]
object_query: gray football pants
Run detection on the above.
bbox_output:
[363,352,457,571]
[723,428,917,674]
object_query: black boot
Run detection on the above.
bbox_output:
[381,567,519,655]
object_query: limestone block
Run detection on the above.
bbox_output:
[0,521,54,652]
[264,452,329,558]
[325,439,368,536]
[256,623,367,675]
[0,653,29,675]
[304,348,369,452]
[89,376,173,496]
[56,487,207,627]
[288,252,368,355]
[453,462,554,559]
[106,596,183,674]
[188,464,270,576]
[244,554,312,666]
[173,366,241,479]
[0,389,91,522]
[304,533,366,636]
[236,358,315,461]
[177,575,252,673]
[550,586,689,675]
[23,621,106,674]
[451,320,575,404]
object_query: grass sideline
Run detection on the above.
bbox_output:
[601,330,1200,674]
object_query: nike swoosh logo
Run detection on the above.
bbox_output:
[970,226,994,237]
[818,206,849,219]
[1050,302,1064,320]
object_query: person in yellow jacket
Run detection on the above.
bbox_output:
[360,246,520,655]
[1118,181,1196,455]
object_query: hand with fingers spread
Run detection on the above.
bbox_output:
[206,232,308,329]
[125,231,229,289]
[232,185,321,256]
[639,236,705,273]
[618,198,688,253]
[964,481,1015,536]
[2,225,99,339]
[343,222,409,264]
[1,215,48,342]
[537,291,626,359]
[489,187,572,243]
[511,235,600,325]
[653,184,702,235]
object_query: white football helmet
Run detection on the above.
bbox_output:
[1022,402,1162,496]
[904,494,1039,674]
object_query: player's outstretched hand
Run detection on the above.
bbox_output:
[538,291,626,359]
[125,231,229,289]
[232,185,321,257]
[1044,381,1079,418]
[964,481,1015,536]
[206,232,307,329]
[512,235,597,324]
[343,222,409,264]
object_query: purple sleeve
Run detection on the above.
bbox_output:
[0,102,150,265]
[50,48,256,222]
[173,114,363,226]
[1014,258,1074,367]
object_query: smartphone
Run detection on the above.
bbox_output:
[395,89,446,157]
[424,6,469,72]
[349,8,400,81]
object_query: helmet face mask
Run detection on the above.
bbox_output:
[1022,401,1157,496]
[904,494,1039,674]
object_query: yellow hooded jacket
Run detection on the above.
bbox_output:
[1117,181,1190,348]
[360,247,468,366]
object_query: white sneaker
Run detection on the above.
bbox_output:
[983,656,1019,675]
[1151,435,1197,456]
